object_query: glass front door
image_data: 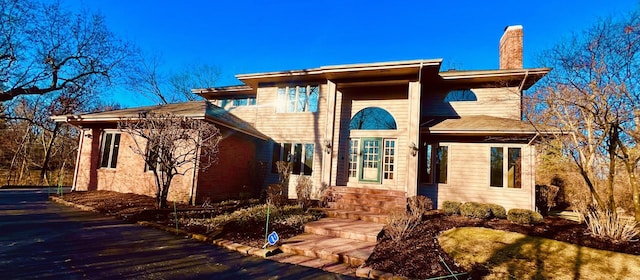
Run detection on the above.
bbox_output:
[360,138,381,182]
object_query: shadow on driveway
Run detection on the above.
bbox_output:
[0,189,355,279]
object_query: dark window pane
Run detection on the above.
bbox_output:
[490,147,504,187]
[422,144,434,184]
[248,97,257,105]
[110,134,121,168]
[283,143,292,162]
[508,148,521,188]
[304,144,313,175]
[436,146,448,184]
[293,144,302,174]
[100,133,113,168]
[298,87,307,112]
[349,107,397,130]
[271,143,281,173]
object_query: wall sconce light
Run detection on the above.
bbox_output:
[324,140,332,154]
[409,142,419,157]
[84,133,93,139]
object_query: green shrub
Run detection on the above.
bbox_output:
[487,203,507,219]
[508,208,544,224]
[443,201,461,215]
[460,202,492,219]
[407,195,433,220]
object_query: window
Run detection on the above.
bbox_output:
[276,85,319,113]
[444,89,477,102]
[272,142,314,175]
[436,146,448,184]
[100,132,121,168]
[383,140,395,180]
[348,139,360,178]
[491,147,521,188]
[220,96,257,110]
[349,107,397,130]
[422,143,448,184]
[144,145,159,172]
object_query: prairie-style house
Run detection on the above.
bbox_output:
[54,25,550,211]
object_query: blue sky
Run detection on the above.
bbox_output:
[67,0,638,107]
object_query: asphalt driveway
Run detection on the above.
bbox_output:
[0,189,355,279]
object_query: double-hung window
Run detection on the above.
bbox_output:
[490,147,521,188]
[100,132,121,169]
[276,85,319,113]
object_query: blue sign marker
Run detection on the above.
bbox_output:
[267,231,279,245]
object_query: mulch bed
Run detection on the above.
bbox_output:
[366,211,640,279]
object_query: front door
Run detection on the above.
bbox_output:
[360,138,381,182]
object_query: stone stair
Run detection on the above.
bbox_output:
[276,187,407,275]
[280,218,383,268]
[322,186,407,223]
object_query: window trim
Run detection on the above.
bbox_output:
[272,142,314,176]
[421,143,448,185]
[276,85,319,113]
[99,131,121,169]
[490,146,522,189]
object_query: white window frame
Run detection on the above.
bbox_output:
[490,146,522,189]
[276,85,319,113]
[99,131,121,169]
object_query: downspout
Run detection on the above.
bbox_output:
[71,125,84,192]
[189,133,201,206]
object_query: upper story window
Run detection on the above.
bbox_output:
[100,132,121,169]
[220,96,256,110]
[444,89,477,102]
[276,85,319,113]
[349,107,397,130]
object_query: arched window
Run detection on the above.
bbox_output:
[444,89,477,102]
[349,107,397,130]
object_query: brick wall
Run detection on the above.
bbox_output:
[499,25,523,69]
[195,128,258,203]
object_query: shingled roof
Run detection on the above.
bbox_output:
[51,101,268,140]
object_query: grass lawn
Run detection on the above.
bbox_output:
[439,227,640,279]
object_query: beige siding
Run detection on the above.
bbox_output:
[422,87,521,119]
[421,142,535,211]
[253,84,328,199]
[333,85,410,192]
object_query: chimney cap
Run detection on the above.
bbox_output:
[503,25,523,32]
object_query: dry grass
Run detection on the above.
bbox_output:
[439,227,640,280]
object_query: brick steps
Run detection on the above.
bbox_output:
[304,218,383,242]
[323,209,390,224]
[280,232,378,267]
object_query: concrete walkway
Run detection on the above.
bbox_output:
[0,189,356,279]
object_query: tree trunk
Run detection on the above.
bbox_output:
[606,124,617,214]
[40,122,60,185]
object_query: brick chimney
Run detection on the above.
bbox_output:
[499,25,523,69]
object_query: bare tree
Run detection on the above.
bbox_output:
[118,112,221,208]
[0,0,133,102]
[527,11,640,220]
[127,53,220,104]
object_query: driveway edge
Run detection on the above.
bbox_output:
[48,195,398,279]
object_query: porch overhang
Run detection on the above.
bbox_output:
[421,115,540,137]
